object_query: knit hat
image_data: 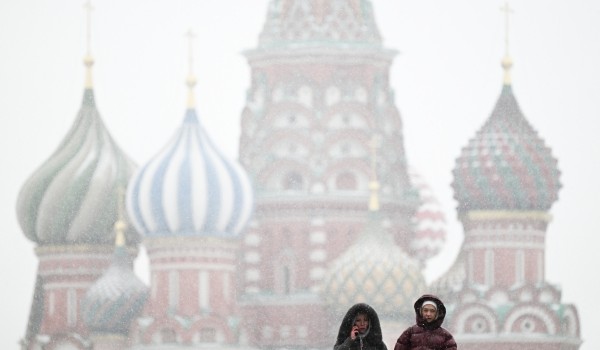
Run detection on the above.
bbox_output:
[422,300,437,310]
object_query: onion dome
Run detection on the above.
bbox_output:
[407,168,447,263]
[321,211,426,318]
[127,110,253,238]
[16,53,139,246]
[126,49,253,238]
[82,223,148,335]
[321,153,425,318]
[258,0,383,49]
[452,58,560,213]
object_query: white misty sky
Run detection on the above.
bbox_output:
[1,1,599,349]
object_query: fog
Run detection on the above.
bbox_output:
[1,0,599,349]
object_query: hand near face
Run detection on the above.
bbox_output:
[350,326,359,340]
[351,313,369,339]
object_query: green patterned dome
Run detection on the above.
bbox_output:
[321,212,426,319]
[16,89,139,246]
[452,84,561,213]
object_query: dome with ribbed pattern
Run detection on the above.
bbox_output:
[127,109,254,238]
[82,234,148,334]
[321,211,426,318]
[452,85,561,213]
[16,89,139,245]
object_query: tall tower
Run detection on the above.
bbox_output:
[432,4,581,349]
[238,1,419,348]
[15,3,139,348]
[321,137,426,347]
[126,32,254,347]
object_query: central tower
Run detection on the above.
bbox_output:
[238,1,420,348]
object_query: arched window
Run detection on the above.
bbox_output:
[275,249,295,294]
[283,266,291,294]
[283,171,303,190]
[199,328,216,343]
[67,289,77,326]
[485,250,494,286]
[288,113,296,124]
[198,271,209,312]
[336,172,357,190]
[515,250,525,284]
[169,271,179,312]
[161,328,177,343]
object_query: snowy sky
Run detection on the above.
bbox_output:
[1,1,599,349]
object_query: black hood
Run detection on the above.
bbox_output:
[414,294,447,330]
[335,303,385,348]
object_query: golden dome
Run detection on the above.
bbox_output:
[321,212,426,319]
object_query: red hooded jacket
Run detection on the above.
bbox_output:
[394,295,457,350]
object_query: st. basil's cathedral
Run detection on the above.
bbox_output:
[15,1,581,349]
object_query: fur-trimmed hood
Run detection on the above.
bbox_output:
[413,294,447,330]
[335,303,386,349]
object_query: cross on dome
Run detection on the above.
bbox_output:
[83,0,94,88]
[185,28,197,108]
[500,2,515,85]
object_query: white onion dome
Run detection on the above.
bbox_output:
[126,109,254,238]
[82,226,149,334]
[16,88,139,246]
[321,211,426,319]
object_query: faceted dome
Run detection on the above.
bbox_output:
[82,230,148,334]
[127,109,254,238]
[258,0,383,49]
[408,168,447,263]
[321,212,426,318]
[16,89,139,245]
[452,85,561,213]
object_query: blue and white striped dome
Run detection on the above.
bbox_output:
[126,109,253,238]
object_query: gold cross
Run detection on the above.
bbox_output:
[83,0,94,56]
[185,28,196,76]
[500,2,514,57]
[185,28,197,107]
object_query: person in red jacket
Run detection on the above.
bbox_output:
[394,294,457,350]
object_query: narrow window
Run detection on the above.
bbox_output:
[169,271,179,311]
[199,271,209,311]
[67,289,77,326]
[283,172,303,190]
[516,250,525,284]
[485,250,494,286]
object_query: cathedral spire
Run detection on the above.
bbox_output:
[83,0,94,89]
[185,28,197,109]
[500,2,514,86]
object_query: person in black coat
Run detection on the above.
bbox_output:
[334,303,388,350]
